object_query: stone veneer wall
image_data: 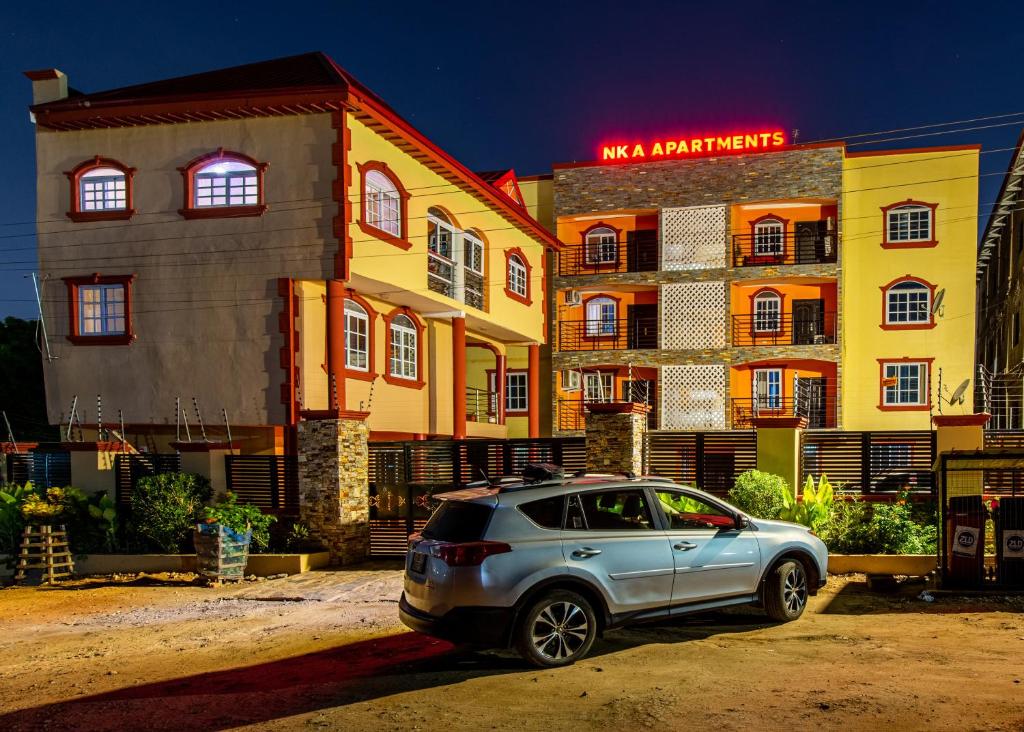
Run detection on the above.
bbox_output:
[297,417,369,565]
[585,410,647,475]
[551,145,845,433]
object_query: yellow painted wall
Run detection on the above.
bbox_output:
[841,148,979,430]
[518,176,554,232]
[346,115,546,344]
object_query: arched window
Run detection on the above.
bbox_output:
[65,157,135,222]
[585,296,618,337]
[344,299,369,371]
[367,170,401,236]
[884,278,932,326]
[427,207,456,297]
[179,150,267,219]
[753,218,784,256]
[885,202,934,245]
[753,290,782,332]
[585,226,618,264]
[505,249,530,305]
[389,313,418,381]
[463,229,485,310]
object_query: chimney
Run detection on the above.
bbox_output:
[24,69,68,105]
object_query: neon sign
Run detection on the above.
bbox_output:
[600,130,787,162]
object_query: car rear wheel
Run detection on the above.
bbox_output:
[515,590,597,668]
[764,559,809,622]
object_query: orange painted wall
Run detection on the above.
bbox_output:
[731,202,837,239]
[730,360,838,403]
[557,288,658,323]
[730,282,837,317]
[557,213,657,271]
[555,365,658,404]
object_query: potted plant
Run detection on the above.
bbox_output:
[194,492,275,583]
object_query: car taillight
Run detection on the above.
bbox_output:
[430,541,511,567]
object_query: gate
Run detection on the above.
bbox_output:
[114,453,182,505]
[645,431,756,495]
[801,430,936,494]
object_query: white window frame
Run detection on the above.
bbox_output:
[753,292,782,332]
[887,205,932,243]
[753,368,782,410]
[585,297,618,337]
[585,226,618,264]
[194,160,258,208]
[885,281,931,324]
[753,219,784,255]
[508,254,528,297]
[365,170,401,237]
[80,167,127,211]
[882,361,928,406]
[344,300,369,372]
[490,371,529,413]
[79,283,126,336]
[463,231,484,275]
[583,372,614,402]
[389,314,417,380]
[561,370,581,392]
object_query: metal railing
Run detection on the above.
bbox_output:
[556,398,657,431]
[466,386,496,422]
[731,312,837,346]
[558,317,658,351]
[557,240,659,276]
[731,231,837,267]
[731,396,838,429]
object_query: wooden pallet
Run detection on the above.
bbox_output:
[15,525,74,584]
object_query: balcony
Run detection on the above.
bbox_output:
[731,312,837,346]
[466,386,496,423]
[557,398,657,431]
[731,230,837,268]
[558,317,658,352]
[731,395,837,429]
[558,237,658,276]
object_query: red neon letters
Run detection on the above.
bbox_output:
[600,131,786,162]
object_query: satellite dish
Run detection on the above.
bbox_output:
[949,379,970,406]
[932,288,946,315]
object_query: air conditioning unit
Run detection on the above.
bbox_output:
[561,370,581,391]
[563,290,582,306]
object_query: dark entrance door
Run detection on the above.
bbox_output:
[622,380,657,428]
[796,377,828,428]
[627,229,659,271]
[628,304,658,349]
[792,298,825,345]
[794,220,827,263]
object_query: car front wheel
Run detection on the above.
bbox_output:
[764,559,809,622]
[515,590,597,668]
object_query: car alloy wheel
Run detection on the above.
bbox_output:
[531,601,589,661]
[783,563,808,614]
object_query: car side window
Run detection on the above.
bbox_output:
[565,494,587,530]
[518,495,565,529]
[577,489,655,531]
[655,490,735,531]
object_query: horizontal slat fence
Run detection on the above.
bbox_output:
[645,431,757,495]
[29,450,71,489]
[114,453,181,505]
[801,430,936,494]
[5,454,32,485]
[982,431,1024,494]
[225,455,299,515]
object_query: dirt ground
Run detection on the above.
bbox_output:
[0,567,1022,732]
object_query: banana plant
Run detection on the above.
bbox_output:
[87,493,119,553]
[779,474,834,530]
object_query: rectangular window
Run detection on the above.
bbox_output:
[195,171,257,207]
[886,285,930,323]
[488,371,529,413]
[79,284,126,336]
[753,297,781,332]
[561,370,581,392]
[882,362,927,406]
[887,207,932,242]
[753,369,782,409]
[464,235,484,274]
[344,303,369,371]
[390,325,417,379]
[81,175,127,211]
[583,372,613,402]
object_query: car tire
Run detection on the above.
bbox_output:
[515,589,597,668]
[764,559,809,622]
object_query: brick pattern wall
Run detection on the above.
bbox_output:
[297,417,369,565]
[585,411,647,475]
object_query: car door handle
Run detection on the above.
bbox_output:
[673,542,698,551]
[571,547,602,558]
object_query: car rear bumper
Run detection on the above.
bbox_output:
[399,593,514,647]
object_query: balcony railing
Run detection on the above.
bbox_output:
[731,312,837,346]
[731,231,837,267]
[466,386,496,422]
[558,317,659,352]
[558,239,658,276]
[731,396,837,429]
[557,398,657,431]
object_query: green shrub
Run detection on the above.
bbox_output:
[779,475,835,530]
[728,470,789,519]
[817,496,874,554]
[202,492,276,552]
[819,491,937,555]
[130,472,211,553]
[0,483,38,557]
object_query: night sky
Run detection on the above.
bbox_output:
[2,0,1023,318]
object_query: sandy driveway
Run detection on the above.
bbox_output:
[0,567,1022,731]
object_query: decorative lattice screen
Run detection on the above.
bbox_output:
[661,282,726,349]
[660,365,727,430]
[660,205,727,270]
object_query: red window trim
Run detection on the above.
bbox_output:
[749,287,785,336]
[65,156,136,222]
[357,161,412,250]
[879,275,937,330]
[382,306,425,389]
[746,214,790,264]
[63,273,136,346]
[487,368,529,415]
[343,290,378,382]
[877,357,934,411]
[178,148,268,220]
[751,367,785,402]
[504,246,532,305]
[580,221,623,268]
[582,293,621,341]
[880,199,938,249]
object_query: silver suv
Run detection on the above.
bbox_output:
[399,473,828,667]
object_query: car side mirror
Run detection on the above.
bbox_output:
[734,515,750,530]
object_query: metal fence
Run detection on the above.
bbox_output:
[11,449,72,489]
[225,455,300,516]
[645,431,757,495]
[113,453,182,505]
[800,430,936,494]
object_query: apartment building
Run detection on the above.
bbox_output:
[25,53,559,452]
[549,134,978,433]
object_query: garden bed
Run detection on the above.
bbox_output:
[1,551,331,578]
